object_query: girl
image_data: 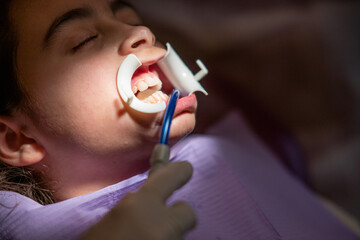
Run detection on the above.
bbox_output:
[0,0,358,239]
[1,0,196,239]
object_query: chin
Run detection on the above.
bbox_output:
[168,111,196,141]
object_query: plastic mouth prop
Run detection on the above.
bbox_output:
[117,43,208,113]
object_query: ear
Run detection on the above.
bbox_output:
[0,116,45,167]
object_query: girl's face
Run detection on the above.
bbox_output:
[11,0,197,172]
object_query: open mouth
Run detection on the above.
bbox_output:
[131,65,169,105]
[117,54,167,113]
[117,44,207,114]
[128,64,198,118]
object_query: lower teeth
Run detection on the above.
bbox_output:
[142,91,168,104]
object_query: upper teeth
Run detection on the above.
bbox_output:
[132,76,162,94]
[117,54,167,113]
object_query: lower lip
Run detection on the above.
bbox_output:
[173,93,197,117]
[151,65,197,116]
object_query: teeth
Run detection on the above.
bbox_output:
[117,54,167,113]
[143,96,157,104]
[142,91,168,104]
[132,75,166,104]
[145,77,158,87]
[153,80,162,91]
[137,81,148,92]
[133,76,162,94]
[154,91,168,102]
[131,85,138,94]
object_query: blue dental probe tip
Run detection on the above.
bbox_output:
[160,89,180,145]
[149,89,180,174]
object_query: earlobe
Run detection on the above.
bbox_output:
[0,116,45,167]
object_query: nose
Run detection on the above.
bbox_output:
[118,26,155,55]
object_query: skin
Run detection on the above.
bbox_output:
[5,0,197,200]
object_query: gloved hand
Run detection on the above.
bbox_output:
[80,161,196,240]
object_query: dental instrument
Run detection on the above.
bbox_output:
[149,89,180,174]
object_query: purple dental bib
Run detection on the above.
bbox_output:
[0,112,357,240]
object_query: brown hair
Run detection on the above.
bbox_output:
[0,0,55,205]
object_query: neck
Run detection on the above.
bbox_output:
[38,145,153,202]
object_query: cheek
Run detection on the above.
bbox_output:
[27,58,125,143]
[37,61,118,121]
[26,58,162,154]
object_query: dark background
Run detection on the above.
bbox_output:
[132,0,360,227]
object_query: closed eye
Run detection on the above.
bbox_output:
[72,34,99,52]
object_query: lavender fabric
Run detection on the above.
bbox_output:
[0,112,357,240]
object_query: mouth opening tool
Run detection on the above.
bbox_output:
[117,43,208,114]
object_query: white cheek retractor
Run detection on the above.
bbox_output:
[116,43,208,114]
[157,43,208,97]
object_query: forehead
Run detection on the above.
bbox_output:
[11,0,108,26]
[10,0,129,17]
[10,0,134,44]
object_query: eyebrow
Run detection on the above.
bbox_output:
[43,1,134,48]
[43,8,93,48]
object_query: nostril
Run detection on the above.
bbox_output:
[131,39,146,49]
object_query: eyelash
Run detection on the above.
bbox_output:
[72,34,99,52]
[70,22,142,52]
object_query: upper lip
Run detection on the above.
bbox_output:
[136,49,167,68]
